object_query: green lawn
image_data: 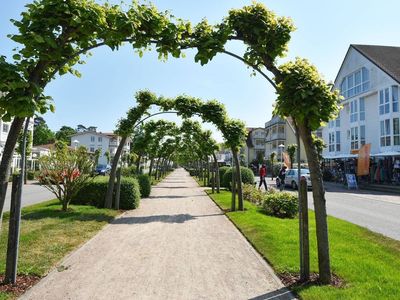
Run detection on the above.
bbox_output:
[0,200,120,299]
[207,190,400,300]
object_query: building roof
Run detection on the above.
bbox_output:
[349,45,400,84]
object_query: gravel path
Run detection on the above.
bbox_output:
[20,169,292,300]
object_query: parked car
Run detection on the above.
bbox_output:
[276,168,312,190]
[95,164,111,176]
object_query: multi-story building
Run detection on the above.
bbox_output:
[265,115,307,164]
[242,127,267,166]
[322,45,400,182]
[70,128,131,166]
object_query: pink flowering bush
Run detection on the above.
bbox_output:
[38,142,94,211]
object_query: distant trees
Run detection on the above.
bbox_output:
[55,126,76,145]
[33,117,55,146]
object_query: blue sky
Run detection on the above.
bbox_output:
[1,1,400,141]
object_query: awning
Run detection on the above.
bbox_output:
[323,153,358,159]
[371,151,400,157]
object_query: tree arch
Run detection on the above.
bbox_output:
[106,90,246,210]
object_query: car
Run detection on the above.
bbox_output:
[279,168,312,190]
[95,164,111,176]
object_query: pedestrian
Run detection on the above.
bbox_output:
[258,164,268,191]
[278,165,287,191]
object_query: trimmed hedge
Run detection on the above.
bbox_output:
[121,166,137,177]
[262,192,298,218]
[219,166,230,187]
[72,176,141,209]
[222,167,255,189]
[137,174,151,198]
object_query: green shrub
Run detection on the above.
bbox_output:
[222,167,255,189]
[137,174,151,198]
[73,176,140,209]
[242,184,263,205]
[262,192,298,218]
[27,170,36,180]
[219,166,230,187]
[121,166,137,177]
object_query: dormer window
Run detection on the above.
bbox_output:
[340,67,370,99]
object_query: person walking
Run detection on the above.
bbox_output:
[258,164,268,191]
[278,165,287,191]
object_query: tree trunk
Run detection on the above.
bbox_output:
[149,158,154,177]
[232,149,243,211]
[105,136,127,209]
[154,158,161,180]
[213,153,220,193]
[0,117,25,230]
[115,167,122,210]
[231,165,236,211]
[297,122,331,284]
[135,154,142,174]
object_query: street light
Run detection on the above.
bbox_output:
[278,144,285,167]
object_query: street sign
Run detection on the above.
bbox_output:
[345,174,358,189]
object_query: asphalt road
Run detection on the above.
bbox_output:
[258,177,400,241]
[3,182,55,212]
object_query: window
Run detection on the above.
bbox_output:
[393,86,399,113]
[335,115,341,127]
[350,127,359,150]
[380,119,391,147]
[328,132,335,152]
[360,125,366,146]
[340,67,370,98]
[359,98,365,121]
[90,147,95,152]
[336,131,341,152]
[394,118,400,146]
[2,124,9,133]
[98,137,102,142]
[328,120,335,129]
[90,136,95,142]
[379,88,390,115]
[350,100,358,123]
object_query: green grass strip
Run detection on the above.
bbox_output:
[207,190,400,300]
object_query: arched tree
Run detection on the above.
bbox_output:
[0,0,193,221]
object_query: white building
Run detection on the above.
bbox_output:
[322,45,400,183]
[323,45,400,158]
[70,129,131,166]
[0,118,34,171]
[242,127,267,166]
[265,115,307,163]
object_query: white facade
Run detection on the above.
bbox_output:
[242,127,267,166]
[322,46,400,158]
[70,131,131,166]
[0,118,34,171]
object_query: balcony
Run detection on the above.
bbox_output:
[265,133,286,142]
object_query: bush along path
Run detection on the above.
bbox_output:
[20,169,292,300]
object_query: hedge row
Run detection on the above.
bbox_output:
[222,167,255,190]
[72,176,140,209]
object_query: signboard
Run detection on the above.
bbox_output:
[357,143,371,176]
[283,152,291,167]
[345,174,358,189]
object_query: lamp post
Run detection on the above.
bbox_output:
[278,144,285,167]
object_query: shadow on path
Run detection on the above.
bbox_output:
[248,287,296,300]
[112,213,224,225]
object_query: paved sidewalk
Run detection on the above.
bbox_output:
[21,169,292,300]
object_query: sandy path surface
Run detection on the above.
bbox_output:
[20,169,293,300]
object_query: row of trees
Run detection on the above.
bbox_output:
[106,90,246,211]
[0,0,341,283]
